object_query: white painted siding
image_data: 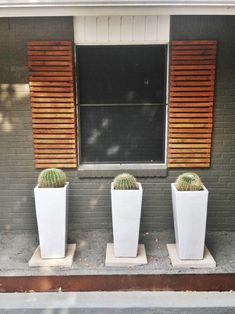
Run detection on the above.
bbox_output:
[97,16,108,41]
[109,16,121,42]
[73,15,169,44]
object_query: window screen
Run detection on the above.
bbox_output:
[77,45,167,164]
[80,105,165,163]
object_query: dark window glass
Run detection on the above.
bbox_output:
[77,45,166,104]
[77,45,166,164]
[80,105,165,163]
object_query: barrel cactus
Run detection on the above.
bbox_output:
[38,168,67,188]
[175,172,203,191]
[113,173,138,190]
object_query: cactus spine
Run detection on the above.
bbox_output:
[113,173,138,190]
[175,172,203,191]
[38,168,67,188]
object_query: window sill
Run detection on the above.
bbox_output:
[78,164,167,178]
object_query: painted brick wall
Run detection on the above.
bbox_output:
[0,17,74,231]
[169,16,235,231]
[0,16,234,232]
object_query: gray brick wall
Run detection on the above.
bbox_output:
[0,16,234,232]
[0,17,74,231]
[169,16,235,231]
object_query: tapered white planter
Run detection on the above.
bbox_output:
[111,182,143,257]
[34,183,69,259]
[171,183,208,260]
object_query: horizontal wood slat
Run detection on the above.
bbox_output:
[28,40,77,169]
[32,108,75,113]
[28,51,72,56]
[32,124,75,129]
[169,153,210,158]
[28,56,72,61]
[169,133,212,138]
[34,148,74,158]
[29,66,72,71]
[28,41,72,45]
[35,154,77,158]
[172,40,216,45]
[168,128,212,134]
[172,45,216,50]
[34,144,76,149]
[34,134,76,139]
[170,102,213,107]
[30,61,72,66]
[30,93,74,98]
[35,163,77,168]
[169,163,210,168]
[29,71,72,76]
[30,87,73,92]
[31,97,74,103]
[29,77,73,82]
[30,82,72,87]
[31,103,74,108]
[169,139,211,143]
[168,40,217,168]
[171,65,215,69]
[29,46,73,51]
[33,129,75,134]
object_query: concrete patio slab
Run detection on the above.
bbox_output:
[105,243,147,267]
[28,244,76,267]
[167,244,216,268]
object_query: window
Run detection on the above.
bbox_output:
[77,45,167,164]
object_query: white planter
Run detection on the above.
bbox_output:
[111,182,143,257]
[171,183,208,260]
[34,182,69,259]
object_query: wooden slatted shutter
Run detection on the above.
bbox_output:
[27,41,77,168]
[168,40,217,168]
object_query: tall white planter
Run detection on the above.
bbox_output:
[171,183,208,260]
[111,182,143,257]
[34,182,69,259]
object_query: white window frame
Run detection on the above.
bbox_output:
[74,15,169,172]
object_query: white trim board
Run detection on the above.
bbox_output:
[1,6,235,17]
[74,15,170,44]
[1,0,235,7]
[1,0,235,6]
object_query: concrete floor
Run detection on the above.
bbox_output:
[0,230,234,276]
[1,291,235,313]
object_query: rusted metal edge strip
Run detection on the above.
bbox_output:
[0,274,235,293]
